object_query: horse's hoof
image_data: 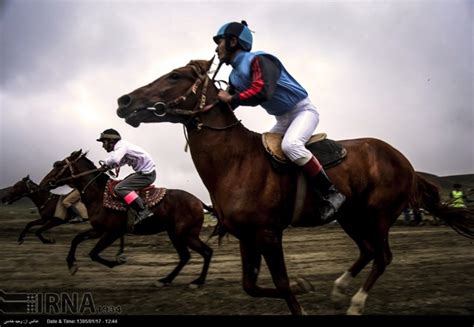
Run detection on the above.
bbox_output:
[18,239,24,245]
[346,306,363,315]
[331,286,348,308]
[116,254,128,264]
[296,277,315,293]
[69,265,79,275]
[291,277,315,294]
[154,281,171,288]
[188,283,203,289]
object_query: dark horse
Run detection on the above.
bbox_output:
[115,59,474,314]
[39,150,213,287]
[1,176,123,248]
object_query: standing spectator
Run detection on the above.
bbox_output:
[450,184,467,208]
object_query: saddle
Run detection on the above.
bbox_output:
[103,180,167,211]
[262,132,347,173]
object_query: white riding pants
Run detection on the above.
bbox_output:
[269,97,319,165]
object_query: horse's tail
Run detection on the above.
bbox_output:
[201,202,227,245]
[413,173,474,239]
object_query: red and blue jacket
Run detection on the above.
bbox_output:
[229,51,308,116]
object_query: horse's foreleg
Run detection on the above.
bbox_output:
[67,228,103,275]
[157,235,190,286]
[239,232,304,315]
[259,230,305,315]
[18,217,48,244]
[185,235,213,287]
[89,231,124,268]
[116,235,125,256]
[35,217,64,244]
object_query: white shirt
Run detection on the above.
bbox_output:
[104,140,156,174]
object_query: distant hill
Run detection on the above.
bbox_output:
[416,172,474,197]
[1,172,472,208]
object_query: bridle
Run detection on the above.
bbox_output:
[13,177,55,211]
[49,153,104,193]
[145,63,215,118]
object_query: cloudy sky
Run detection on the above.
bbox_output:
[1,0,473,203]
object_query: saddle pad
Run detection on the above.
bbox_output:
[262,132,347,169]
[103,180,167,211]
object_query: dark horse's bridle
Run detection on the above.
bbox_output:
[48,153,104,193]
[13,177,55,211]
[145,61,241,131]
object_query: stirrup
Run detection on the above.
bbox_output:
[134,208,153,225]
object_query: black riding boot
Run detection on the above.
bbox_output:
[310,170,346,222]
[129,197,153,225]
[68,205,86,223]
[301,156,346,222]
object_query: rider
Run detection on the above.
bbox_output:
[213,20,345,222]
[62,188,88,223]
[97,128,156,225]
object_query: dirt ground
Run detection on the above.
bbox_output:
[1,206,473,319]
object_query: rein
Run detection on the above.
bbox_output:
[20,178,56,211]
[51,154,104,193]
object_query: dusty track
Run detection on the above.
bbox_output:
[1,206,473,316]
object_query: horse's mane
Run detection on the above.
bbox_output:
[76,151,110,185]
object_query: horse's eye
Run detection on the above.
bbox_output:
[169,72,180,80]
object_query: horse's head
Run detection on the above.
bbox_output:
[39,150,96,190]
[1,175,38,204]
[116,59,215,127]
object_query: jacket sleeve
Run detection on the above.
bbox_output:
[230,55,281,107]
[104,143,126,167]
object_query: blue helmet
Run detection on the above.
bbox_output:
[213,20,253,52]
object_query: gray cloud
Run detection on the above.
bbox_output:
[1,0,472,203]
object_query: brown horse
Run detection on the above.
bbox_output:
[115,59,474,315]
[1,176,124,249]
[39,150,213,287]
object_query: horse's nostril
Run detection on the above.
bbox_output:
[117,94,132,108]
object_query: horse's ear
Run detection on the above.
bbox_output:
[70,149,82,158]
[190,59,213,75]
[208,56,215,70]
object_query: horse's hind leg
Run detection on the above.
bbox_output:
[157,234,190,286]
[35,217,64,244]
[346,219,392,315]
[18,217,48,244]
[185,235,213,287]
[89,231,125,268]
[331,225,375,307]
[67,228,103,275]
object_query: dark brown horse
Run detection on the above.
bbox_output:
[115,59,474,315]
[1,176,123,249]
[39,150,213,287]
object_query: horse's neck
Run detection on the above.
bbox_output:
[28,189,55,208]
[74,173,108,207]
[187,104,262,191]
